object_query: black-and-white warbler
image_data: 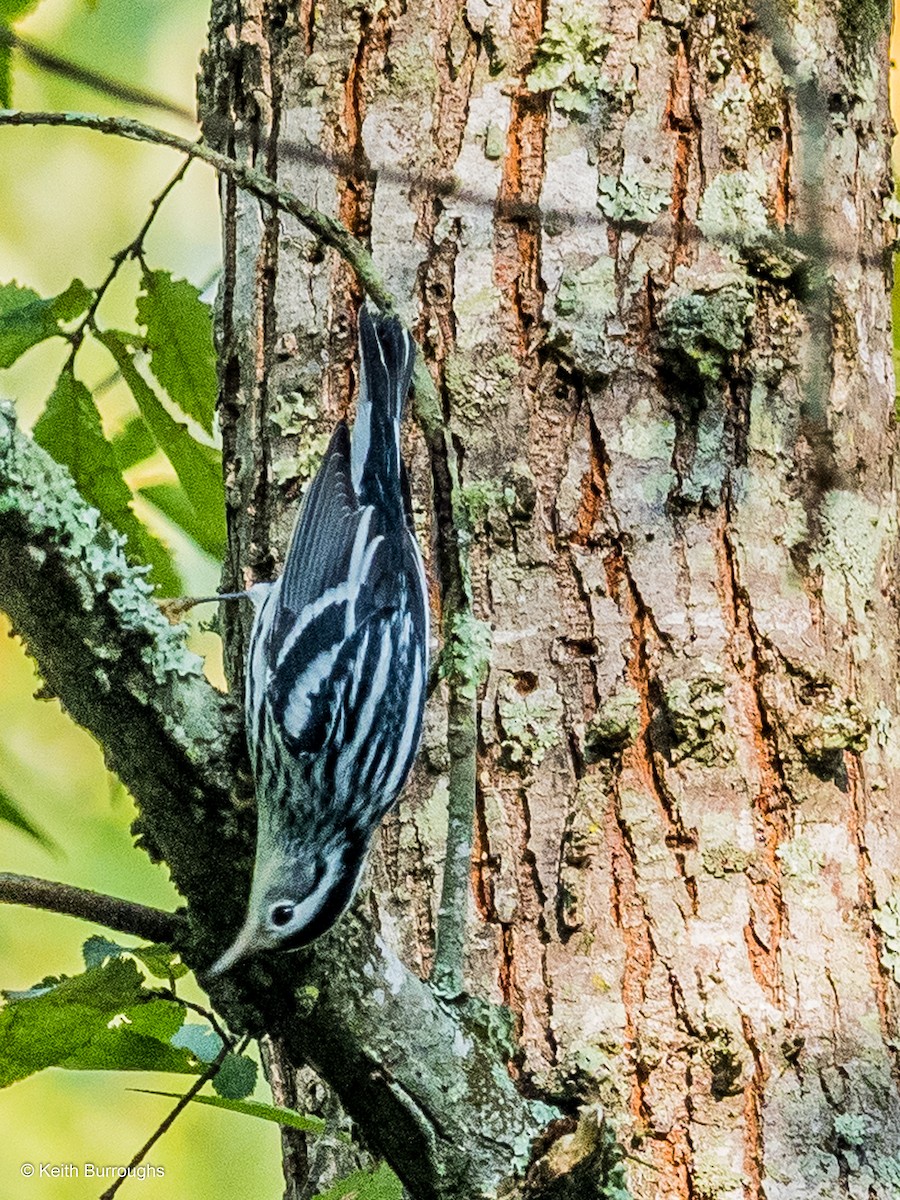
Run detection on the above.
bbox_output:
[209,308,429,975]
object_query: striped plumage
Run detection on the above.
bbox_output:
[209,308,428,975]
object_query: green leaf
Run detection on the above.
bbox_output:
[136,269,217,435]
[212,1051,257,1100]
[33,368,131,515]
[312,1164,404,1200]
[32,366,182,594]
[131,943,189,981]
[112,415,157,471]
[0,785,57,852]
[0,958,145,1087]
[170,1023,223,1064]
[96,331,226,557]
[0,279,92,368]
[61,1029,198,1075]
[0,40,10,109]
[60,998,195,1074]
[139,482,227,559]
[131,1089,327,1133]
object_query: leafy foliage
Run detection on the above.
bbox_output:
[0,957,196,1087]
[0,279,92,367]
[136,269,217,435]
[32,366,181,596]
[311,1163,403,1200]
[97,329,226,559]
[211,1051,258,1100]
[0,0,48,106]
[1,255,226,589]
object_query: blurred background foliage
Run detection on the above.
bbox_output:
[0,0,283,1195]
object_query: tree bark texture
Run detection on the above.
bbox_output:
[201,0,900,1196]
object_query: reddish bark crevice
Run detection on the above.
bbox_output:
[740,1013,767,1200]
[846,752,899,1063]
[717,514,788,1006]
[665,34,696,270]
[607,794,654,1127]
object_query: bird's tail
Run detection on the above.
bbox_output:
[351,306,415,508]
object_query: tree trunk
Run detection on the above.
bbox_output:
[201,0,900,1195]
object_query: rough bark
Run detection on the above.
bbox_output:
[201,0,900,1196]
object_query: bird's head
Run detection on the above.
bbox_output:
[206,838,364,977]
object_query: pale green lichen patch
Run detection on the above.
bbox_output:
[597,173,671,226]
[776,835,826,882]
[787,681,870,763]
[697,168,771,251]
[445,348,517,424]
[702,841,753,878]
[657,282,755,388]
[550,256,621,375]
[442,611,492,701]
[496,677,563,769]
[834,1112,870,1147]
[382,33,439,100]
[661,669,730,765]
[873,894,900,983]
[812,490,887,630]
[459,479,517,530]
[584,687,641,760]
[525,14,612,117]
[0,403,205,689]
[693,1149,747,1198]
[614,400,676,462]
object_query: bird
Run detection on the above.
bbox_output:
[208,307,429,976]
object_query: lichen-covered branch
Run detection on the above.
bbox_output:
[0,873,181,943]
[0,403,562,1198]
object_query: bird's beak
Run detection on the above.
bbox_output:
[205,917,261,979]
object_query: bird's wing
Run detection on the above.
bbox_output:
[262,423,403,757]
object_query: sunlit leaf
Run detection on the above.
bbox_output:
[139,482,227,559]
[0,958,144,1087]
[0,785,57,853]
[312,1163,404,1200]
[96,331,225,558]
[0,0,48,105]
[137,269,217,434]
[0,278,92,368]
[0,1,46,21]
[212,1051,257,1100]
[131,943,188,980]
[131,1089,327,1133]
[112,414,156,471]
[61,999,195,1074]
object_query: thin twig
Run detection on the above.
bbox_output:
[152,989,233,1048]
[0,872,180,942]
[0,110,394,310]
[98,1037,242,1200]
[69,154,193,362]
[0,26,194,122]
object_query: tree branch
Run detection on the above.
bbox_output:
[0,873,180,943]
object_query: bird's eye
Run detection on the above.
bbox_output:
[270,903,295,928]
